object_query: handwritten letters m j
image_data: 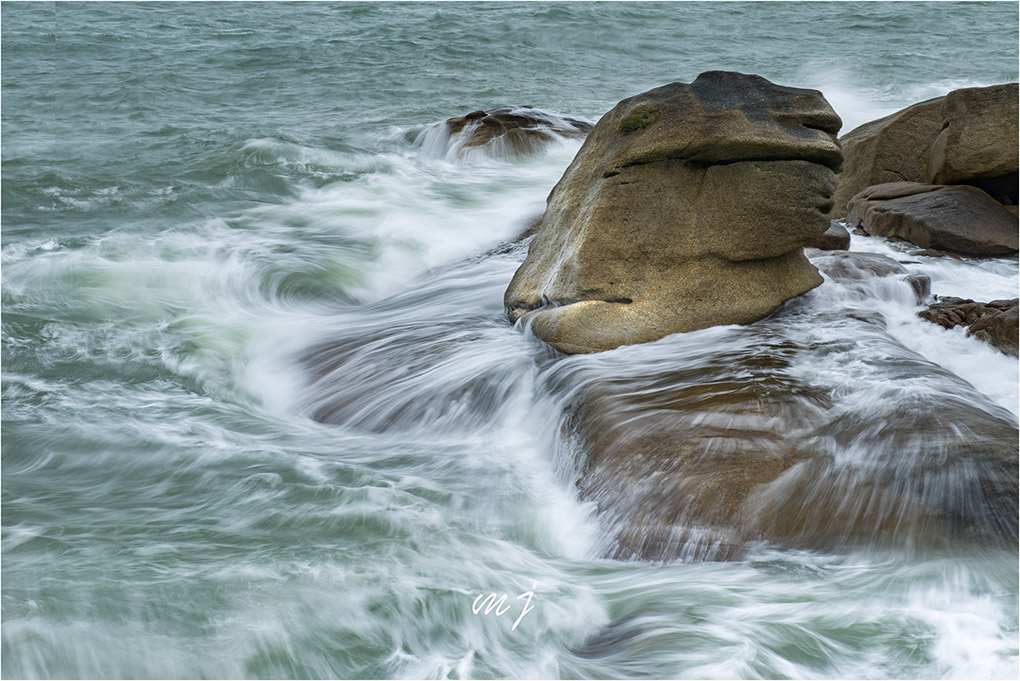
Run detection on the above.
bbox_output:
[471,581,537,631]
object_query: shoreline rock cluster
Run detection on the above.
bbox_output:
[495,71,1018,562]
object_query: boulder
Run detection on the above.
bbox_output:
[846,182,1019,255]
[505,71,843,354]
[918,297,1019,356]
[444,106,592,156]
[805,220,852,250]
[922,83,1019,203]
[833,83,1020,216]
[832,96,945,218]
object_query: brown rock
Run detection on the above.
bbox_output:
[505,71,843,354]
[832,96,945,218]
[805,220,852,250]
[444,106,592,156]
[922,83,1019,203]
[812,251,908,279]
[559,324,1018,562]
[567,340,831,561]
[846,182,1019,255]
[918,297,1019,356]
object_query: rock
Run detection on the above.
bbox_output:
[922,83,1019,203]
[846,182,1019,255]
[918,297,1019,356]
[505,71,843,354]
[832,96,945,218]
[552,320,1018,562]
[833,83,1019,216]
[904,273,932,304]
[812,251,907,280]
[806,220,852,250]
[444,106,592,156]
[563,336,833,561]
[744,392,1018,551]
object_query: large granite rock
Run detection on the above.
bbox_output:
[505,71,843,354]
[833,83,1019,216]
[444,106,592,156]
[922,83,1020,203]
[918,297,1019,356]
[846,182,1019,255]
[832,96,945,218]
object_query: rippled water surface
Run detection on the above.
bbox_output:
[3,2,1018,679]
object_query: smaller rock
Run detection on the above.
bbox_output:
[918,297,1019,356]
[904,274,932,304]
[445,106,593,154]
[846,182,1019,255]
[806,221,851,250]
[812,251,908,280]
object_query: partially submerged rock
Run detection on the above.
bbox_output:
[505,71,843,354]
[807,250,907,280]
[805,220,852,250]
[918,297,1019,356]
[566,337,829,561]
[443,106,592,156]
[846,182,1019,255]
[551,321,1019,562]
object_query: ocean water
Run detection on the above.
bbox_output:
[2,2,1018,679]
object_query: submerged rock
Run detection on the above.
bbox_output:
[918,297,1019,356]
[846,182,1019,255]
[505,71,843,354]
[550,320,1019,563]
[810,250,907,280]
[566,337,830,561]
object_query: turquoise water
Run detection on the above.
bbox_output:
[3,2,1019,679]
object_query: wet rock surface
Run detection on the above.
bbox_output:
[443,106,593,156]
[547,317,1019,562]
[918,297,1019,356]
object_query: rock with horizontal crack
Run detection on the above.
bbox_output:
[505,71,843,353]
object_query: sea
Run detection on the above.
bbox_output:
[2,2,1018,679]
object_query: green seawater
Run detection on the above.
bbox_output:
[3,2,1019,679]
